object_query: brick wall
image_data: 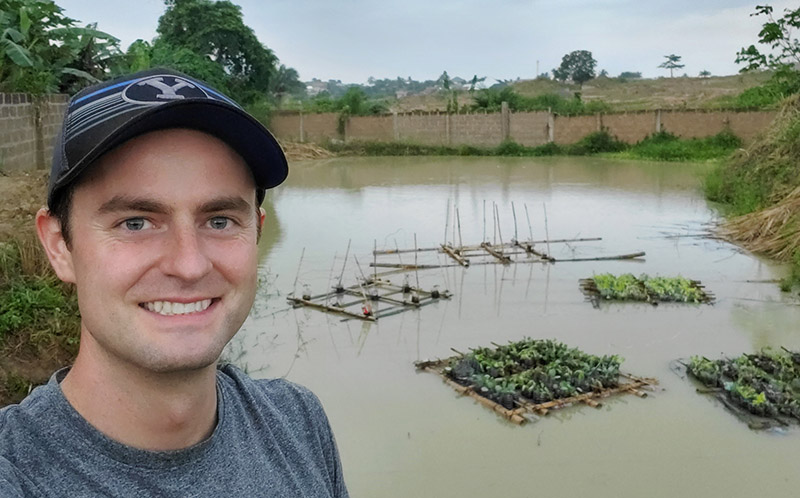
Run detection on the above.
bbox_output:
[0,94,67,172]
[510,111,549,146]
[553,115,597,144]
[396,113,448,145]
[346,115,393,142]
[451,113,503,146]
[602,112,656,143]
[661,110,776,142]
[303,113,339,143]
[269,112,302,141]
[263,108,780,148]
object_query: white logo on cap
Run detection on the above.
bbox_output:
[138,77,195,100]
[122,74,209,104]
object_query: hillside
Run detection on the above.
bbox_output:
[389,72,772,113]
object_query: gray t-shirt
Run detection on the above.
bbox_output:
[0,364,348,497]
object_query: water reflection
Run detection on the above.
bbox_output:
[239,156,799,498]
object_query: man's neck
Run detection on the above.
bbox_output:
[60,345,219,452]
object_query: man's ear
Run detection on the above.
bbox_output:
[35,207,76,284]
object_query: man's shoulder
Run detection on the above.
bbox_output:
[216,364,327,420]
[0,379,60,438]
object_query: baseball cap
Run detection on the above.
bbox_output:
[47,68,288,207]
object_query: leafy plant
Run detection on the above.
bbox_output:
[446,338,623,408]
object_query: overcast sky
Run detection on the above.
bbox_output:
[57,0,796,84]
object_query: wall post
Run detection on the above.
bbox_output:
[547,109,555,143]
[393,112,399,141]
[501,101,510,141]
[446,112,451,145]
[299,111,305,142]
[655,109,662,133]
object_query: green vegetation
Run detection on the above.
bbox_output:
[589,273,709,303]
[0,235,80,405]
[705,6,800,291]
[445,338,622,409]
[622,130,742,162]
[552,50,597,88]
[1,0,302,112]
[0,0,123,94]
[658,54,685,78]
[328,129,738,163]
[471,86,610,115]
[687,350,800,424]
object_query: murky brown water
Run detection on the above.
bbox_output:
[232,156,800,497]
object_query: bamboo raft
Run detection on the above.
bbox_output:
[416,357,657,425]
[372,238,645,272]
[288,277,451,321]
[579,276,715,306]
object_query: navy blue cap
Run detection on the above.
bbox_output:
[48,68,288,207]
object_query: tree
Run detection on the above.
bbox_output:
[735,5,800,98]
[0,0,122,94]
[552,50,596,88]
[156,0,280,103]
[736,5,800,72]
[618,71,642,79]
[468,74,486,93]
[699,70,711,78]
[658,54,684,77]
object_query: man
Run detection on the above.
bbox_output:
[0,69,348,497]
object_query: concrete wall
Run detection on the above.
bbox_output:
[395,113,448,145]
[601,112,656,143]
[553,114,597,144]
[347,115,393,142]
[661,110,775,142]
[270,108,777,148]
[450,113,504,146]
[509,111,550,147]
[0,94,67,172]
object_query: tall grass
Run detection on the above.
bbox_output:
[0,232,80,406]
[624,130,742,162]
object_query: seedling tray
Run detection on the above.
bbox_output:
[416,338,657,425]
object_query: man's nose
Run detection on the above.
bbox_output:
[161,224,213,281]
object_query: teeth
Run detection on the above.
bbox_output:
[144,299,212,316]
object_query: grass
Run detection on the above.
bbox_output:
[0,233,80,406]
[706,94,800,291]
[326,129,737,162]
[621,130,742,162]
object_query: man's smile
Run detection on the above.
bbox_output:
[141,299,217,316]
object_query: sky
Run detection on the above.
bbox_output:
[56,0,797,84]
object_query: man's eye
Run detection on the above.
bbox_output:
[124,218,151,231]
[209,217,230,230]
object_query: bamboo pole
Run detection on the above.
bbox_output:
[480,242,512,264]
[512,201,518,242]
[287,297,376,321]
[292,247,305,297]
[441,244,469,266]
[337,239,351,290]
[542,203,551,259]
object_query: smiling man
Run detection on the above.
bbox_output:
[0,69,348,497]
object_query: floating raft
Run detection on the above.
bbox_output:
[288,277,451,322]
[579,273,714,306]
[674,349,800,431]
[416,339,657,425]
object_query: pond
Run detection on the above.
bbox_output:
[232,156,800,497]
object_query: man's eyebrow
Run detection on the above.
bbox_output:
[199,196,252,214]
[97,196,171,215]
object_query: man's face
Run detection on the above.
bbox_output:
[57,128,262,374]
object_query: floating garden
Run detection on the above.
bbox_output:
[684,349,800,429]
[580,273,713,304]
[416,338,656,424]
